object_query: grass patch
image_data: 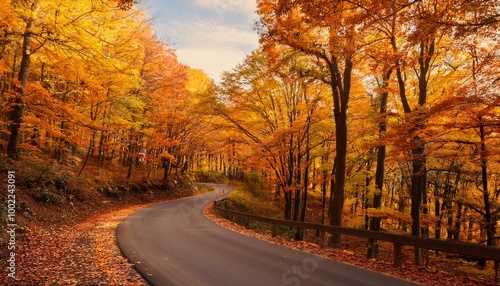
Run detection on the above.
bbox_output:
[195,184,214,193]
[225,189,278,217]
[194,170,226,183]
[217,171,283,234]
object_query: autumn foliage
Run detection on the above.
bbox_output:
[0,0,499,281]
[0,0,216,182]
[214,0,500,266]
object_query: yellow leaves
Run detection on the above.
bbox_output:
[218,49,335,189]
[119,96,145,113]
[108,115,132,129]
[186,68,213,95]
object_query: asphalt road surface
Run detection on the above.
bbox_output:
[117,184,418,286]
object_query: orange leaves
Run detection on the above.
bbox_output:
[2,207,148,285]
[218,49,334,197]
[160,151,175,161]
[0,0,16,28]
[0,58,5,76]
[0,0,219,177]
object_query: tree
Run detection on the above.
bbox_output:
[134,32,216,181]
[3,0,146,160]
[138,33,187,180]
[5,0,37,159]
[429,32,500,250]
[218,49,332,228]
[257,0,370,246]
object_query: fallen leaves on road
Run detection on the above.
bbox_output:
[1,205,150,286]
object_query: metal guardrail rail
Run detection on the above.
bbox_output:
[213,199,500,274]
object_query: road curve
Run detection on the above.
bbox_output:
[117,184,418,286]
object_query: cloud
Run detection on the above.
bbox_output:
[191,0,257,21]
[144,0,259,83]
[176,47,249,83]
[159,18,259,83]
[172,19,258,50]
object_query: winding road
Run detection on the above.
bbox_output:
[117,184,418,286]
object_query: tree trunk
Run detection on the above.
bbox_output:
[422,178,429,238]
[435,196,441,240]
[321,155,328,226]
[368,69,391,258]
[317,150,329,242]
[330,108,348,247]
[293,138,301,224]
[296,130,311,241]
[127,153,134,180]
[453,203,463,240]
[78,130,96,177]
[479,120,494,246]
[411,142,425,266]
[163,158,171,181]
[328,54,352,248]
[7,20,33,159]
[284,187,292,221]
[410,37,434,266]
[98,130,106,170]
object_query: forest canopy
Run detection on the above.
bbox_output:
[0,0,216,182]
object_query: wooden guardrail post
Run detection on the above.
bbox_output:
[495,260,499,283]
[394,243,403,267]
[367,239,379,259]
[271,223,277,237]
[318,230,325,247]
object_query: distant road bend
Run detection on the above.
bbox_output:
[117,184,418,286]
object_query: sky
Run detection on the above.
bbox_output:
[140,0,260,84]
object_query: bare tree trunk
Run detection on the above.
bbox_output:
[368,68,391,258]
[411,144,425,266]
[329,108,348,247]
[163,159,171,180]
[7,19,33,159]
[296,128,311,241]
[478,119,493,268]
[78,130,96,177]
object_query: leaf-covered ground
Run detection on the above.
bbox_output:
[2,204,150,286]
[0,171,198,285]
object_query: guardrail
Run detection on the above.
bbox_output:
[213,199,499,279]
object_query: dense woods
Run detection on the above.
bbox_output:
[1,0,499,272]
[0,0,216,182]
[215,0,500,265]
